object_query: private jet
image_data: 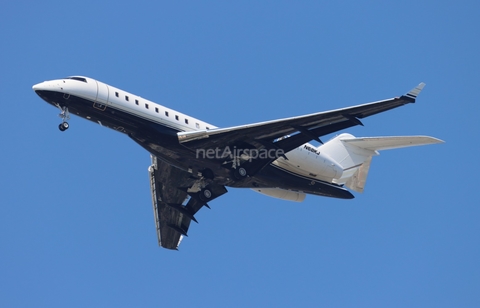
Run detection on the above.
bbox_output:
[33,77,443,249]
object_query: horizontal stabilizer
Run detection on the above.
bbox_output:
[321,133,444,193]
[342,135,444,151]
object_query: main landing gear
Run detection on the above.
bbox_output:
[233,166,248,180]
[198,187,213,202]
[56,104,70,132]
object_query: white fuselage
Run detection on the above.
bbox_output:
[33,76,347,185]
[33,76,216,132]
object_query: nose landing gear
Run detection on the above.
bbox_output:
[56,104,70,132]
[59,122,69,131]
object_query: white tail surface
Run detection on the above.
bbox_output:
[319,133,443,193]
[345,156,372,193]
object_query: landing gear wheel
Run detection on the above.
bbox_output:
[234,167,248,179]
[59,122,69,131]
[199,188,212,202]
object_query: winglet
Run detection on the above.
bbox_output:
[404,82,426,101]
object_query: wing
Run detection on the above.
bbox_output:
[149,155,227,250]
[177,84,425,174]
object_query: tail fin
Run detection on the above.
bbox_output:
[319,133,443,192]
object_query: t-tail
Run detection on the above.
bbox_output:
[318,133,444,192]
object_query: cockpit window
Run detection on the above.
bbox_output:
[68,77,87,83]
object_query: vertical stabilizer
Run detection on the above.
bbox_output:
[345,157,372,193]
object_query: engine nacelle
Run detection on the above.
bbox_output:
[272,143,344,182]
[252,188,306,202]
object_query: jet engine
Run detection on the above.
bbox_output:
[252,188,306,202]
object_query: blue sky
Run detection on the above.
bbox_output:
[1,1,479,307]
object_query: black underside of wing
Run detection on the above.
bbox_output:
[181,96,414,151]
[150,157,192,249]
[179,95,414,176]
[150,156,227,250]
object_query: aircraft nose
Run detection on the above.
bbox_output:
[32,81,50,92]
[32,82,42,91]
[33,80,57,93]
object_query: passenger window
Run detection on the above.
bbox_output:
[185,119,189,124]
[175,115,179,121]
[206,127,210,130]
[135,99,139,105]
[125,96,129,101]
[155,107,159,113]
[195,123,200,129]
[165,111,169,117]
[115,92,119,97]
[145,104,149,109]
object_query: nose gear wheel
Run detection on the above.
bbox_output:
[59,122,69,131]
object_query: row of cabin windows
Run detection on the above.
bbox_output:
[114,91,208,130]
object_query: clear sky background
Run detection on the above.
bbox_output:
[1,1,479,307]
